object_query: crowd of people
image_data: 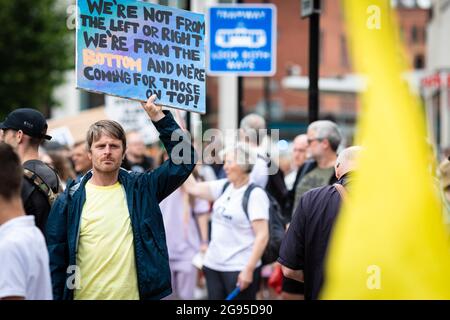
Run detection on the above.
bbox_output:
[1,96,449,300]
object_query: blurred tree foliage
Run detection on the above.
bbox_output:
[0,0,73,119]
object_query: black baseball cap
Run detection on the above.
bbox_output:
[0,108,52,140]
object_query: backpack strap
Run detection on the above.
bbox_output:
[242,183,259,220]
[222,182,262,221]
[333,183,348,201]
[23,168,58,205]
[221,181,231,194]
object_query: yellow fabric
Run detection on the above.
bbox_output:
[321,0,450,299]
[74,182,139,300]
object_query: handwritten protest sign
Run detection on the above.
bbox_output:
[76,0,206,114]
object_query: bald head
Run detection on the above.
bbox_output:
[293,134,308,167]
[240,114,266,131]
[239,113,266,146]
[335,146,363,179]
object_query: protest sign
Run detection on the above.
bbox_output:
[76,0,206,114]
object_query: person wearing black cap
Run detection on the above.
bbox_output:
[0,108,60,233]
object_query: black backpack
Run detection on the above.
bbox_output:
[222,182,286,265]
[263,157,288,209]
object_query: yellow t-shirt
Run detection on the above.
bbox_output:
[74,182,139,300]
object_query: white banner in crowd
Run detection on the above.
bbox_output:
[105,95,160,144]
[47,126,75,147]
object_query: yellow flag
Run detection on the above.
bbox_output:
[321,0,450,299]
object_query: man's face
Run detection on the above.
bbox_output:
[88,134,124,174]
[72,143,92,174]
[0,129,20,149]
[306,129,326,160]
[292,136,308,167]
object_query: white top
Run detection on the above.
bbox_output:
[0,216,52,300]
[285,169,298,190]
[249,153,269,188]
[203,179,269,272]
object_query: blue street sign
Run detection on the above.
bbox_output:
[207,4,277,76]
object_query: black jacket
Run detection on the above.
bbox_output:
[278,173,351,300]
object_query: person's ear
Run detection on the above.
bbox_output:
[16,130,24,144]
[335,162,340,179]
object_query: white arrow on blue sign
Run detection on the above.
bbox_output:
[207,4,277,76]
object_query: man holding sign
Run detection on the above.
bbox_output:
[46,95,196,300]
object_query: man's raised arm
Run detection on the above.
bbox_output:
[141,95,197,202]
